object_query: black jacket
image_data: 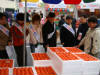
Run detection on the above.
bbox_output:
[60,23,76,47]
[58,19,65,28]
[42,20,57,47]
[76,23,89,45]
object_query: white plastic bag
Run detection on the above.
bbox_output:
[35,45,45,53]
[6,46,18,67]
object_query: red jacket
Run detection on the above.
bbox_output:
[10,26,24,46]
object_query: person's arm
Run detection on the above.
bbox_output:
[60,27,66,45]
[77,37,85,47]
[40,28,43,44]
[42,26,48,46]
[77,29,89,48]
[8,28,12,46]
[28,27,37,44]
[91,30,100,54]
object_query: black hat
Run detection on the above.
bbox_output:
[88,16,98,23]
[66,15,73,20]
[16,13,24,21]
[47,12,55,18]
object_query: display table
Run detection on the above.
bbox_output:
[0,47,100,75]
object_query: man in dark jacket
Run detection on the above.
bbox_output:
[60,15,76,47]
[76,14,89,50]
[42,12,56,52]
[58,15,65,28]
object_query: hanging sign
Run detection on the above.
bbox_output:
[83,0,96,3]
[42,0,61,4]
[21,0,39,3]
[64,0,81,4]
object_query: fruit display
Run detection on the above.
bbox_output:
[32,53,50,60]
[64,47,83,53]
[75,53,99,61]
[0,68,9,75]
[35,66,56,75]
[13,67,34,75]
[0,59,13,68]
[56,52,79,60]
[48,47,66,53]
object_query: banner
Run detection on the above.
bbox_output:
[64,0,81,4]
[83,0,96,3]
[20,2,39,7]
[21,0,39,3]
[42,0,61,4]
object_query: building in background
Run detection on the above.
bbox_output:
[0,0,19,12]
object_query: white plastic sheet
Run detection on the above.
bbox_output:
[6,46,18,67]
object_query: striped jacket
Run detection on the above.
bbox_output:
[0,25,12,51]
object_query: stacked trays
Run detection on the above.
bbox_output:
[32,53,51,66]
[0,59,14,68]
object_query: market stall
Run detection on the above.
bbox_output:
[1,0,100,75]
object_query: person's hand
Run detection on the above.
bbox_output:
[75,45,80,48]
[8,42,12,46]
[45,45,49,48]
[61,43,64,45]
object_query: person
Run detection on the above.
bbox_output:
[28,14,43,53]
[58,15,65,28]
[10,13,28,66]
[75,20,80,33]
[0,13,12,59]
[14,11,17,20]
[42,12,56,52]
[40,11,43,18]
[76,14,89,50]
[77,16,100,59]
[60,15,76,47]
[32,10,36,16]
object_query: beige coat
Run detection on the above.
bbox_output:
[79,27,100,55]
[28,24,43,44]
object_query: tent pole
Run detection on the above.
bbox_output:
[73,5,78,20]
[23,0,27,66]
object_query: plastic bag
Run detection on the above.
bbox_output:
[6,46,18,67]
[35,45,45,53]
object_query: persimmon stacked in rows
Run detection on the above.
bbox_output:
[56,52,79,60]
[0,68,9,75]
[32,53,50,60]
[76,53,99,61]
[0,59,13,68]
[13,67,34,75]
[35,66,56,75]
